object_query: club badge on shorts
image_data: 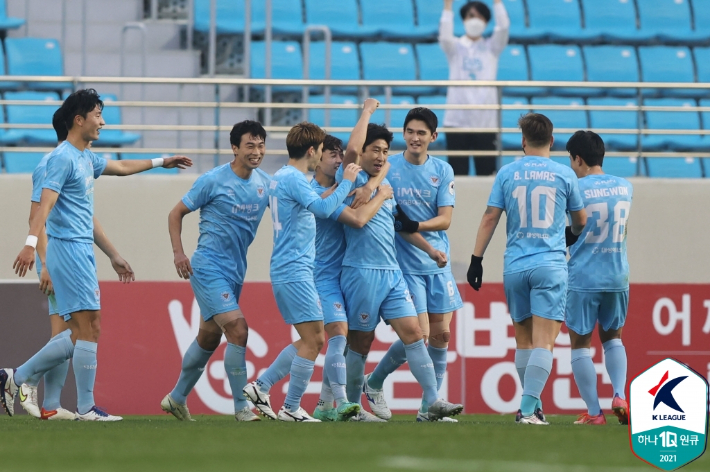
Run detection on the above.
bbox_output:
[629,358,708,470]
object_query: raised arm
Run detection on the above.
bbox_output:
[439,0,457,58]
[93,217,135,283]
[343,99,380,167]
[349,161,391,209]
[305,164,360,218]
[102,155,192,176]
[490,0,511,57]
[418,206,453,232]
[399,231,448,268]
[337,185,393,229]
[168,201,194,280]
[14,188,60,277]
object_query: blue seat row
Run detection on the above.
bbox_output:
[194,0,710,45]
[0,0,24,32]
[0,38,71,91]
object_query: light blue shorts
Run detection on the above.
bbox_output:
[565,290,629,335]
[340,267,417,332]
[189,266,243,321]
[46,237,100,320]
[273,280,323,325]
[403,271,464,315]
[503,266,568,323]
[316,282,348,326]
[35,257,59,316]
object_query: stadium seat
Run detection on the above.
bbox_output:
[361,0,421,39]
[693,47,710,84]
[370,95,416,148]
[250,41,303,92]
[251,0,304,36]
[120,153,178,174]
[304,0,375,38]
[588,98,639,152]
[4,38,72,91]
[692,1,710,43]
[306,42,360,94]
[501,97,530,149]
[584,46,639,97]
[602,156,644,178]
[416,95,446,144]
[527,46,592,97]
[700,98,710,151]
[647,157,703,178]
[642,98,706,151]
[525,0,591,42]
[638,47,699,98]
[415,0,465,38]
[532,97,589,150]
[307,94,358,143]
[360,43,417,94]
[93,95,141,147]
[0,0,24,31]
[581,0,641,43]
[0,44,18,90]
[415,43,449,94]
[497,45,530,96]
[637,0,694,43]
[193,0,244,34]
[3,152,45,173]
[2,91,60,145]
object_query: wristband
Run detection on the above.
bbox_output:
[151,157,165,168]
[25,235,38,249]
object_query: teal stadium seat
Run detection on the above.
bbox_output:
[637,0,694,43]
[5,38,72,90]
[193,0,244,34]
[691,0,710,43]
[3,152,45,173]
[0,0,24,31]
[525,0,596,43]
[2,91,59,145]
[93,95,141,147]
[647,156,703,178]
[119,153,177,174]
[588,98,639,152]
[306,42,360,94]
[497,45,530,96]
[361,0,424,40]
[415,0,466,38]
[642,98,706,151]
[307,94,358,143]
[370,95,416,149]
[360,42,417,94]
[692,47,710,86]
[581,0,641,43]
[250,41,303,92]
[304,0,376,38]
[252,0,304,36]
[0,46,18,90]
[638,46,699,98]
[700,98,710,155]
[501,97,530,150]
[584,46,639,97]
[532,97,589,150]
[415,43,449,94]
[527,46,593,97]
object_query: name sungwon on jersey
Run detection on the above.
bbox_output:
[583,186,630,199]
[513,171,556,182]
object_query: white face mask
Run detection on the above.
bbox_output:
[464,17,486,38]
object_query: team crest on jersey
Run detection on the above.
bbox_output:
[94,289,100,301]
[257,186,265,197]
[227,189,235,197]
[429,176,440,187]
[334,302,343,312]
[404,290,413,303]
[221,291,231,302]
[359,313,370,324]
[390,172,402,181]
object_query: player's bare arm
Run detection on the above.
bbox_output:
[101,155,193,176]
[28,201,53,295]
[349,161,390,209]
[337,185,394,229]
[473,206,504,258]
[398,231,448,268]
[93,217,135,284]
[343,98,380,167]
[417,206,453,232]
[14,188,60,277]
[168,201,194,280]
[569,208,587,236]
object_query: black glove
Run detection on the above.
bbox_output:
[467,255,483,291]
[565,226,580,247]
[394,204,419,233]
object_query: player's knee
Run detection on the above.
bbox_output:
[312,331,325,352]
[430,330,451,346]
[196,330,222,351]
[223,319,248,346]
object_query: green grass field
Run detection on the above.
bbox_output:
[1,414,707,472]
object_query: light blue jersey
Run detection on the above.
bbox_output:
[31,152,52,203]
[334,168,398,270]
[182,164,271,284]
[387,153,455,275]
[309,178,346,286]
[568,174,633,292]
[42,141,108,243]
[488,156,584,274]
[269,165,352,284]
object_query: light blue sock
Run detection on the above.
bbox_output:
[257,344,297,392]
[170,339,213,405]
[571,348,601,415]
[427,345,448,392]
[284,356,314,412]
[515,349,532,387]
[225,343,248,412]
[345,347,367,405]
[319,367,334,405]
[368,339,406,390]
[324,335,348,404]
[603,339,627,400]
[521,348,553,416]
[43,359,70,411]
[73,340,98,415]
[25,372,42,388]
[404,339,438,405]
[15,331,74,386]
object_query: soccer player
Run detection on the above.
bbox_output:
[337,100,464,422]
[3,88,192,420]
[161,120,271,422]
[362,107,463,422]
[19,108,135,421]
[243,122,360,422]
[564,131,632,426]
[310,135,393,422]
[467,113,587,425]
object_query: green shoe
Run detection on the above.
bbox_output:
[312,407,337,422]
[336,401,361,421]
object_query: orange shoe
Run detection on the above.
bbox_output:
[611,395,629,425]
[40,407,76,421]
[574,412,607,425]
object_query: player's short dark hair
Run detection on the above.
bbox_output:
[286,122,326,159]
[52,107,68,142]
[62,88,104,131]
[518,113,554,147]
[323,134,343,154]
[230,120,267,147]
[363,123,393,151]
[460,1,491,22]
[566,130,606,168]
[403,107,438,134]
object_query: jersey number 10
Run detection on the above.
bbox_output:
[512,186,556,229]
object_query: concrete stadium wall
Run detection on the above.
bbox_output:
[1,174,708,283]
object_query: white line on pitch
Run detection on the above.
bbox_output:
[380,456,647,472]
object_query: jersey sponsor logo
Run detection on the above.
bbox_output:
[594,179,618,186]
[359,312,370,325]
[523,162,547,168]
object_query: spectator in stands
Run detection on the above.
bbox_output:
[440,0,509,176]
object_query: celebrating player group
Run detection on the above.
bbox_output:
[1,90,632,426]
